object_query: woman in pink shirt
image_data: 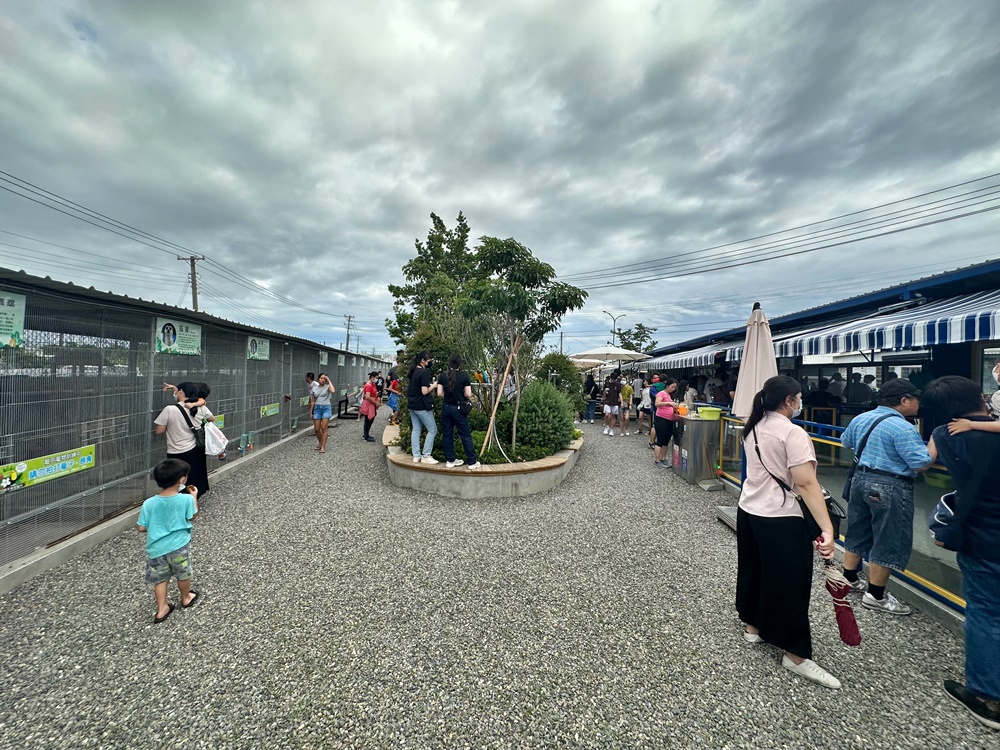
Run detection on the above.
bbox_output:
[737,376,840,690]
[653,378,679,468]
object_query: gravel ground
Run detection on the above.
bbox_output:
[0,411,994,749]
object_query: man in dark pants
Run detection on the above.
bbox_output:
[840,378,936,615]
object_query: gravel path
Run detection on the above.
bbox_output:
[0,411,993,749]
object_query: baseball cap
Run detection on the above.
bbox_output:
[878,377,922,399]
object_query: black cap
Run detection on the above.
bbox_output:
[878,377,921,399]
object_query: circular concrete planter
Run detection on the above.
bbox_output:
[383,427,584,499]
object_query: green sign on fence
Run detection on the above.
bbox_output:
[0,292,26,349]
[260,403,280,418]
[155,318,202,355]
[1,445,96,493]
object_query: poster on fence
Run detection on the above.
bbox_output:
[0,292,26,349]
[260,402,280,418]
[155,318,202,355]
[338,354,345,367]
[319,351,328,366]
[0,445,96,493]
[247,336,270,361]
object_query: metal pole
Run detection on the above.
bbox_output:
[177,255,205,311]
[603,310,625,347]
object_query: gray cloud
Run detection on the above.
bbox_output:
[1,0,999,355]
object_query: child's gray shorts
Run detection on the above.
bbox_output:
[145,546,193,584]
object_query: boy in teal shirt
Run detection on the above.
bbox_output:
[138,458,200,624]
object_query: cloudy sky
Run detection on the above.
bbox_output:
[2,1,1000,357]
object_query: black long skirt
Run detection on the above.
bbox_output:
[735,507,814,659]
[167,446,210,498]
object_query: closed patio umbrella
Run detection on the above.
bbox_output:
[731,303,779,419]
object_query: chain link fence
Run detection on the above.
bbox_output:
[0,279,389,567]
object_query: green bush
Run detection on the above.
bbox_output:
[514,381,575,453]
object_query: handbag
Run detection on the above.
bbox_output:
[451,377,473,415]
[840,413,900,501]
[203,421,228,455]
[174,403,206,449]
[751,426,847,539]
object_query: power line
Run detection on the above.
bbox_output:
[558,171,1000,283]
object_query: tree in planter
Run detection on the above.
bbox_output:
[461,237,587,455]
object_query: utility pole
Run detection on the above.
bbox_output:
[178,256,206,311]
[344,314,354,352]
[559,331,564,354]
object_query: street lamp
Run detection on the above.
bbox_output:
[603,311,625,347]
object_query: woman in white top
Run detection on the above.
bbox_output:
[736,375,839,689]
[154,381,214,497]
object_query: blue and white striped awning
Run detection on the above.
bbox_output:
[729,290,1000,361]
[641,342,724,370]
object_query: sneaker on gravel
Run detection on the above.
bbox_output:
[446,459,464,468]
[943,679,1000,730]
[467,462,482,471]
[421,456,439,465]
[782,656,841,689]
[743,631,763,644]
[862,591,911,615]
[625,431,630,436]
[603,427,610,435]
[589,419,594,424]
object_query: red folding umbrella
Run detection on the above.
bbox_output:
[821,559,862,646]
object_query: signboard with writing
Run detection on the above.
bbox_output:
[215,415,225,429]
[0,445,96,493]
[247,336,270,361]
[260,402,280,418]
[351,356,356,367]
[0,292,27,348]
[155,318,202,355]
[299,396,310,407]
[338,354,345,367]
[319,351,328,366]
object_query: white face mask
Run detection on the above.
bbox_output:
[791,398,803,419]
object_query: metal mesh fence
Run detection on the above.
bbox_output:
[0,284,388,567]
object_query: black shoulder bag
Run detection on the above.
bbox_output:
[174,403,206,449]
[449,374,473,416]
[751,426,847,539]
[840,413,900,501]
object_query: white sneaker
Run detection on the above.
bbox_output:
[446,459,464,468]
[467,462,482,471]
[421,456,439,465]
[848,576,868,594]
[743,631,763,644]
[782,656,841,689]
[603,427,610,435]
[412,456,421,463]
[862,591,911,615]
[589,419,594,424]
[625,431,630,436]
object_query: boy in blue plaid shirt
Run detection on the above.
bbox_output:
[138,458,200,624]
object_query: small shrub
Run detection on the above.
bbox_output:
[515,381,575,453]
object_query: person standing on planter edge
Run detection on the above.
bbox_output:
[737,376,841,690]
[437,354,482,471]
[840,378,935,615]
[360,371,380,443]
[407,351,439,464]
[921,376,1000,730]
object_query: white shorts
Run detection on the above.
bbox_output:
[603,405,619,415]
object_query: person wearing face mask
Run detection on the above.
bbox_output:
[840,378,936,615]
[154,381,214,498]
[737,376,840,689]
